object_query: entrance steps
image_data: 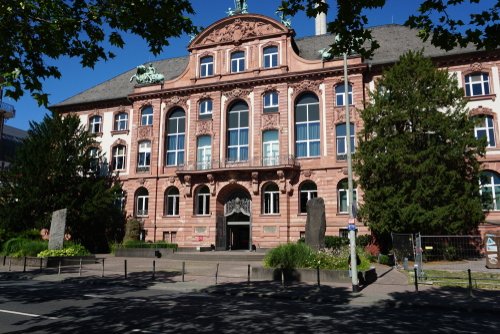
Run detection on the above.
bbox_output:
[170,251,265,262]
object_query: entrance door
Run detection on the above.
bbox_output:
[222,191,252,250]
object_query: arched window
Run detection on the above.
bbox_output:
[137,188,149,217]
[231,52,245,73]
[338,179,357,214]
[197,136,211,170]
[264,93,278,113]
[480,172,500,211]
[89,147,100,172]
[200,56,213,77]
[295,94,320,158]
[263,183,279,214]
[335,85,353,106]
[199,100,212,120]
[112,145,126,171]
[300,182,317,213]
[141,107,153,126]
[336,123,355,161]
[227,102,249,162]
[263,130,279,166]
[115,113,128,131]
[137,141,151,172]
[473,115,495,147]
[465,74,490,97]
[89,116,102,133]
[264,46,278,69]
[197,186,210,215]
[166,109,186,166]
[166,187,180,216]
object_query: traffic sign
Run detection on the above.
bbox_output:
[348,224,356,231]
[348,218,355,225]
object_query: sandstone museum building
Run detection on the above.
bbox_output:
[51,9,500,250]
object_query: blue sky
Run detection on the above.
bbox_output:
[3,0,489,130]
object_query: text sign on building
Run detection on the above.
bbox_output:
[198,236,203,241]
[348,224,356,231]
[348,218,355,225]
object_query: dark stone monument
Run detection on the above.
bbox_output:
[123,217,141,243]
[305,197,326,251]
[48,208,67,250]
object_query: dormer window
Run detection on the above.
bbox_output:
[200,56,213,77]
[264,46,278,69]
[465,74,490,97]
[199,100,212,120]
[231,52,245,73]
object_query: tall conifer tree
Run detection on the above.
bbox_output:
[354,50,487,235]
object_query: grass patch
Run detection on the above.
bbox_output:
[404,269,500,290]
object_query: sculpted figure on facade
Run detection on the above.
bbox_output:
[130,63,164,85]
[200,18,282,45]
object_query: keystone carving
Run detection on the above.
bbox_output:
[165,95,189,111]
[251,172,259,195]
[224,87,252,105]
[138,178,146,186]
[291,79,323,101]
[113,138,127,146]
[195,120,214,137]
[184,175,192,197]
[207,174,216,196]
[88,108,102,118]
[303,169,312,179]
[277,170,286,194]
[262,84,280,95]
[469,106,495,118]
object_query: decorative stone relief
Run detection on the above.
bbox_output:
[164,95,189,111]
[334,106,360,126]
[139,101,153,110]
[287,170,296,195]
[463,62,483,76]
[263,226,277,234]
[195,227,207,234]
[88,108,102,118]
[184,175,192,197]
[291,79,323,101]
[138,178,146,186]
[113,138,127,146]
[137,126,152,140]
[277,170,286,193]
[303,169,312,179]
[198,18,283,45]
[251,172,259,195]
[262,84,280,95]
[469,106,495,118]
[199,92,212,101]
[116,105,126,113]
[261,114,282,132]
[168,176,176,187]
[207,174,216,196]
[224,87,252,105]
[195,119,214,137]
[228,171,239,185]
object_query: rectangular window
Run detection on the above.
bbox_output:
[113,146,126,171]
[263,47,278,69]
[115,114,128,131]
[231,52,245,73]
[264,93,279,113]
[200,57,214,77]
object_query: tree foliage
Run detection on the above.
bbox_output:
[353,49,487,235]
[0,0,200,107]
[0,113,124,249]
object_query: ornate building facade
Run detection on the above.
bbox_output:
[51,13,500,250]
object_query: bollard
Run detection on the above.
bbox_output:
[404,257,408,271]
[58,261,61,275]
[124,260,127,279]
[40,257,43,273]
[281,264,285,289]
[3,255,5,266]
[79,258,82,276]
[9,258,11,271]
[247,264,250,287]
[23,257,26,273]
[182,262,185,282]
[152,260,155,280]
[101,259,104,277]
[214,263,219,285]
[317,265,320,289]
[414,267,418,293]
[468,269,474,298]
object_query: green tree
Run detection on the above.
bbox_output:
[353,49,487,235]
[0,0,200,107]
[0,113,124,250]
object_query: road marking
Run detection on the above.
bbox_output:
[0,309,60,320]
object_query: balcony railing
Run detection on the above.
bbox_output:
[337,153,347,162]
[0,101,15,117]
[177,155,300,172]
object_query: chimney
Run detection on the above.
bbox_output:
[315,0,327,35]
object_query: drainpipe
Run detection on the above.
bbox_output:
[153,98,163,243]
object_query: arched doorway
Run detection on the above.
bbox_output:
[221,190,252,250]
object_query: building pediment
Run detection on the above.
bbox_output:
[189,14,289,49]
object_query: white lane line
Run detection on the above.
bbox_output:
[0,309,60,320]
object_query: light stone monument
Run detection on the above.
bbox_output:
[305,197,326,251]
[48,208,67,250]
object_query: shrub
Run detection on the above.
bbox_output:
[264,243,312,268]
[38,244,91,257]
[366,254,377,263]
[2,238,31,255]
[379,254,389,265]
[325,236,349,249]
[357,235,371,248]
[13,240,48,258]
[297,237,305,244]
[442,245,458,261]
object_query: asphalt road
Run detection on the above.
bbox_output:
[0,279,498,334]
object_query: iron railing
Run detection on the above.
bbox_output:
[337,153,348,162]
[176,155,300,172]
[0,101,15,116]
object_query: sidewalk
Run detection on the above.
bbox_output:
[1,256,499,314]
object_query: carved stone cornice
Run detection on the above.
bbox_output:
[195,119,214,137]
[261,84,280,96]
[290,79,323,101]
[261,114,282,132]
[224,87,252,106]
[469,106,495,118]
[164,95,189,112]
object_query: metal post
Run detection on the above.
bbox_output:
[468,269,474,298]
[40,258,43,273]
[317,265,320,289]
[344,51,358,293]
[182,262,185,282]
[124,260,127,279]
[247,264,250,287]
[9,257,11,271]
[23,257,26,273]
[414,267,418,293]
[215,263,219,285]
[101,259,104,277]
[79,258,82,276]
[152,260,155,280]
[3,255,5,266]
[281,264,285,289]
[58,261,61,275]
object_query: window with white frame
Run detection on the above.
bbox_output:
[114,190,125,211]
[263,183,280,214]
[465,74,490,97]
[263,46,278,69]
[197,186,210,215]
[199,100,212,120]
[480,172,500,211]
[137,141,151,172]
[112,145,126,171]
[227,101,249,162]
[336,123,355,161]
[115,113,128,131]
[339,229,358,238]
[166,108,185,166]
[295,94,320,158]
[300,182,317,213]
[166,187,180,216]
[197,136,211,170]
[263,130,279,166]
[200,56,213,77]
[264,93,279,113]
[89,147,99,172]
[231,51,245,73]
[474,115,496,147]
[137,188,149,216]
[89,116,102,133]
[141,107,153,126]
[335,85,353,106]
[338,179,357,214]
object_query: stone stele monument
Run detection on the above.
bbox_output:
[305,197,326,251]
[123,217,141,243]
[48,208,67,250]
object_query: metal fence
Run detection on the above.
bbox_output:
[420,235,486,262]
